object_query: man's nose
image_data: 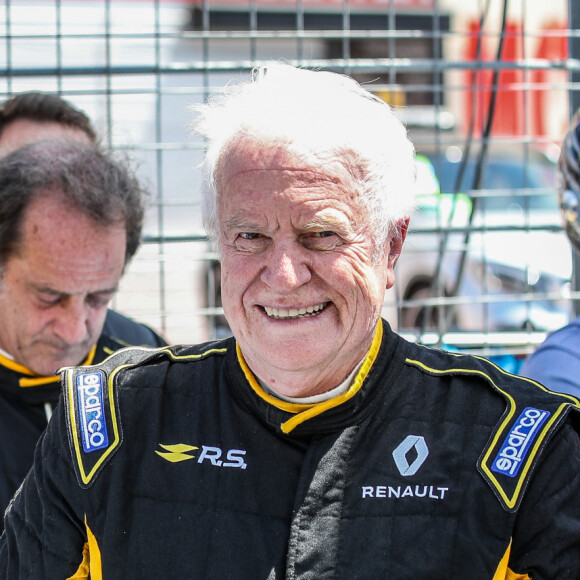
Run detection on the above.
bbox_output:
[52,299,90,345]
[260,243,312,292]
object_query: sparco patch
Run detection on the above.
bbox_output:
[77,371,109,453]
[491,407,550,478]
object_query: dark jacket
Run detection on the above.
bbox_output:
[1,319,579,579]
[0,308,166,532]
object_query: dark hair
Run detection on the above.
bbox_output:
[0,141,146,268]
[0,92,97,143]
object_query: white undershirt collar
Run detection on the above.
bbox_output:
[261,358,365,404]
[0,347,14,361]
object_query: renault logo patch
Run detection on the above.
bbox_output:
[393,435,429,476]
[77,371,109,453]
[491,407,550,478]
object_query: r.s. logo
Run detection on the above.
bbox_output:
[156,443,247,469]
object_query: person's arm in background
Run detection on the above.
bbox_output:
[520,321,580,399]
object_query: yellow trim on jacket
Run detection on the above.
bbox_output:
[237,319,383,434]
[12,345,98,388]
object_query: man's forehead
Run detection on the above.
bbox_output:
[217,137,352,184]
[21,193,123,234]
[14,194,126,276]
[10,241,124,297]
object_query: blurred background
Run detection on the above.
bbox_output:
[2,0,578,370]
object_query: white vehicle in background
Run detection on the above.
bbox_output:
[392,143,573,334]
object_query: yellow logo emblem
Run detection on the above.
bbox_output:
[155,443,198,463]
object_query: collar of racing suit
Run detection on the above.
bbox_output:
[0,345,97,405]
[230,318,408,436]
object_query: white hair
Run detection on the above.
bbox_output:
[191,63,416,256]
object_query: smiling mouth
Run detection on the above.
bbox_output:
[263,302,329,320]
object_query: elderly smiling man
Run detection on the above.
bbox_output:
[1,64,580,579]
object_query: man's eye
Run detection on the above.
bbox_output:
[302,230,342,251]
[233,231,269,253]
[39,295,61,307]
[87,294,113,308]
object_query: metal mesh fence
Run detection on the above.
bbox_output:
[1,0,577,369]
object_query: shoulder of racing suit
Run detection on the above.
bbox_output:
[404,343,580,512]
[59,340,231,488]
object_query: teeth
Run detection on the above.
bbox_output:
[264,303,327,319]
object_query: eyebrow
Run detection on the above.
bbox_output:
[223,215,267,232]
[223,207,355,235]
[31,284,119,296]
[301,210,354,233]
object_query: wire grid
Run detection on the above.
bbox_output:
[0,0,576,363]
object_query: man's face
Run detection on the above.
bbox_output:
[218,140,406,397]
[0,194,126,375]
[0,119,93,157]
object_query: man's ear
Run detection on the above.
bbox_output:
[398,217,409,241]
[385,217,410,289]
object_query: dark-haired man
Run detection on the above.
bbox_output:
[0,91,96,156]
[0,140,166,533]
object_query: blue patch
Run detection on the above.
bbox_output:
[76,371,109,453]
[491,407,550,478]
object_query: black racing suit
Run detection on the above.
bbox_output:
[1,319,579,579]
[0,309,166,534]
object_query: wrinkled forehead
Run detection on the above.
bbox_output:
[215,134,360,191]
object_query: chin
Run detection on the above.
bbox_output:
[31,365,60,377]
[40,356,77,376]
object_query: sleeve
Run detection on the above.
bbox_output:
[509,419,580,579]
[0,401,88,579]
[520,345,580,399]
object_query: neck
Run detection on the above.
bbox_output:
[263,358,365,403]
[236,319,383,399]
